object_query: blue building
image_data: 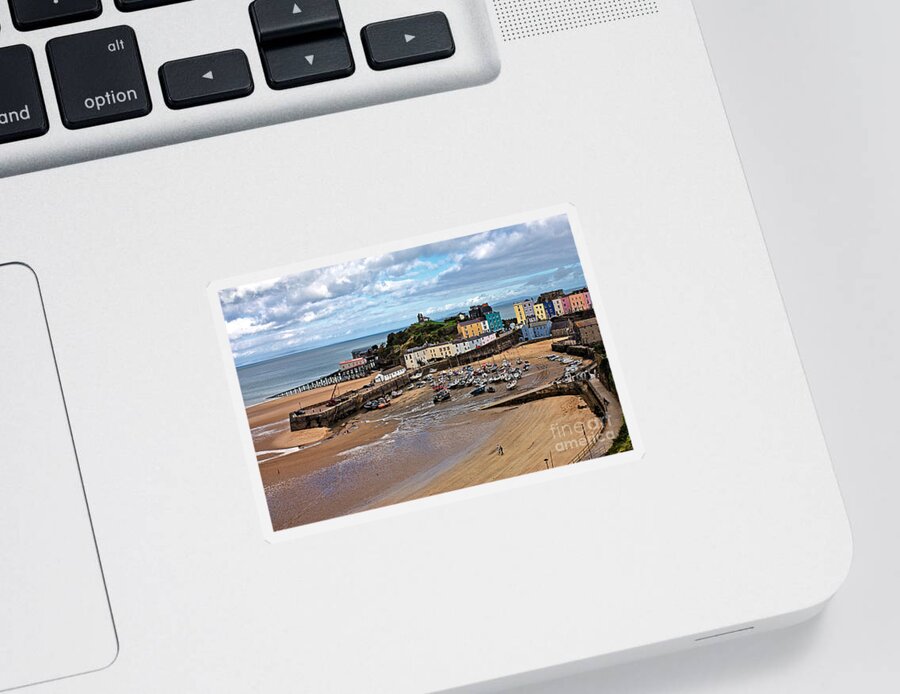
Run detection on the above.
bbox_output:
[521,320,551,341]
[541,300,557,319]
[484,310,503,332]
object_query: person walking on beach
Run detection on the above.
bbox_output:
[496,444,504,456]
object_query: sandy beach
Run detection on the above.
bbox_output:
[244,339,627,531]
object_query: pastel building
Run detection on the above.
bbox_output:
[536,300,557,321]
[403,345,431,370]
[568,289,592,312]
[513,299,535,324]
[483,311,503,332]
[454,336,479,354]
[475,332,497,348]
[551,296,566,316]
[521,320,551,341]
[457,317,488,339]
[426,342,457,361]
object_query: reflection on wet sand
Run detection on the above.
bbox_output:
[250,340,625,530]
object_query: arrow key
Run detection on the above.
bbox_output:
[261,34,354,90]
[250,0,344,43]
[362,12,455,71]
[159,50,254,109]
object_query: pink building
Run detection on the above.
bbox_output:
[567,289,592,312]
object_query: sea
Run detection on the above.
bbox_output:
[236,302,524,407]
[236,330,396,407]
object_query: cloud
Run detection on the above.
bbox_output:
[220,213,587,365]
[225,317,276,338]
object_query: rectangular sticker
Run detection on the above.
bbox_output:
[212,207,635,535]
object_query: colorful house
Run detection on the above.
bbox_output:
[513,299,535,324]
[551,296,566,316]
[521,320,551,341]
[426,342,457,361]
[483,310,503,332]
[567,289,592,312]
[457,317,488,339]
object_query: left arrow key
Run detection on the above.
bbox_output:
[159,50,254,110]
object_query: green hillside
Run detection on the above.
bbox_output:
[375,319,460,365]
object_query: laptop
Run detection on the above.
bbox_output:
[0,1,851,691]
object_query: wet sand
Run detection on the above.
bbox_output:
[247,340,622,531]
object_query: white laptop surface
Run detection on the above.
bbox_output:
[0,1,850,692]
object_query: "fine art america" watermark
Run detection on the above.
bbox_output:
[550,416,614,454]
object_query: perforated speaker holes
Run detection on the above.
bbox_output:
[493,0,659,42]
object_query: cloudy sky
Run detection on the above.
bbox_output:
[219,213,587,366]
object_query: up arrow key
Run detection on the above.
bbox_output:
[404,34,415,43]
[292,3,301,13]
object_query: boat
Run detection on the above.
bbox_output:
[433,389,451,404]
[470,386,486,396]
[486,386,496,393]
[507,380,517,390]
[391,390,403,398]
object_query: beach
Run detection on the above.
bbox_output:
[245,339,625,530]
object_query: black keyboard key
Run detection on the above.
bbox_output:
[159,50,254,109]
[250,0,343,43]
[8,0,102,32]
[47,26,151,130]
[261,34,353,90]
[0,45,49,145]
[361,12,455,71]
[115,0,191,11]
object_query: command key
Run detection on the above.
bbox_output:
[0,45,49,145]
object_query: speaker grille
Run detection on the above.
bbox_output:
[493,0,659,42]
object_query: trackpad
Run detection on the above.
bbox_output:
[0,264,117,691]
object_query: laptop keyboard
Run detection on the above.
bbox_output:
[0,0,499,176]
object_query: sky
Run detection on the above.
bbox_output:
[219,213,588,366]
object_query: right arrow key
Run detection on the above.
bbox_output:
[361,12,455,71]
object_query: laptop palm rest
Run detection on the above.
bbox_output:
[0,264,117,692]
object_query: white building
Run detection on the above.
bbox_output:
[403,346,430,370]
[374,367,407,383]
[454,336,478,354]
[475,332,497,348]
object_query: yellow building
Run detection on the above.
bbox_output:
[533,302,548,321]
[513,300,535,324]
[457,317,487,339]
[426,342,457,360]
